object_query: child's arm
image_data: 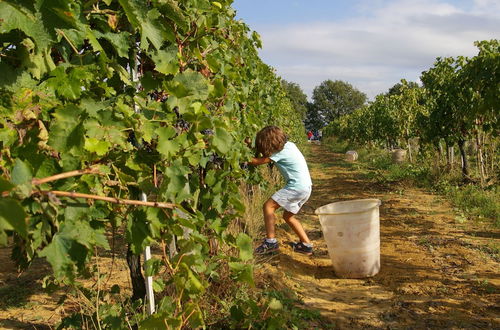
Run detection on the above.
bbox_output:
[248,157,272,166]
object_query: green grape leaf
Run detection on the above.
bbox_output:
[0,2,53,49]
[152,278,166,292]
[180,263,205,293]
[48,105,84,152]
[162,165,190,202]
[140,72,162,93]
[212,127,232,154]
[0,198,28,239]
[212,78,226,98]
[157,126,180,157]
[141,314,181,329]
[84,137,111,156]
[11,159,32,185]
[167,70,210,103]
[157,139,180,158]
[236,233,253,261]
[156,0,188,31]
[80,98,110,118]
[45,66,91,100]
[38,235,88,280]
[151,45,179,75]
[144,257,162,276]
[119,0,168,49]
[126,211,151,254]
[95,30,132,59]
[0,177,15,193]
[38,218,109,280]
[228,262,254,286]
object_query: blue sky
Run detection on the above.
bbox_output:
[232,0,500,100]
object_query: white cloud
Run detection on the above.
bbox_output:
[254,0,500,100]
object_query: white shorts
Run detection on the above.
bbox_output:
[271,187,312,214]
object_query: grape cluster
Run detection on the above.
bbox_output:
[175,119,190,131]
[208,153,224,167]
[173,106,191,132]
[149,90,168,102]
[127,131,155,153]
[201,129,213,135]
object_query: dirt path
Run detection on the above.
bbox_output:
[1,143,498,329]
[257,143,499,329]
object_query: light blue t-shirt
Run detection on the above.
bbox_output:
[270,141,312,191]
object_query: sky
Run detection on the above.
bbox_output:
[232,0,500,100]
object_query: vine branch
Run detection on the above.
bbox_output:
[31,167,101,185]
[38,190,176,209]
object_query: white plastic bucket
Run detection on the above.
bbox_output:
[315,199,381,278]
[392,149,406,163]
[345,150,358,162]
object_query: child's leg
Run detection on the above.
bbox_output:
[283,211,311,244]
[263,198,281,238]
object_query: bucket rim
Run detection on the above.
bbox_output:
[315,198,381,215]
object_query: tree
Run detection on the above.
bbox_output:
[386,81,420,96]
[281,80,308,121]
[310,80,366,128]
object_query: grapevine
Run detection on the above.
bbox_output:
[0,0,306,327]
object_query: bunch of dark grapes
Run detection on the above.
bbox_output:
[208,153,224,168]
[201,129,213,135]
[172,107,191,132]
[128,131,154,153]
[149,90,168,102]
[127,132,141,149]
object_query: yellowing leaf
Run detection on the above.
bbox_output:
[268,298,283,310]
[84,138,111,156]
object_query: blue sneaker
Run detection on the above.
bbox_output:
[290,242,313,255]
[255,240,279,255]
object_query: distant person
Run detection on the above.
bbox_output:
[317,130,322,141]
[248,126,313,255]
[307,130,313,141]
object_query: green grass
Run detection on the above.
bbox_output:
[448,185,500,227]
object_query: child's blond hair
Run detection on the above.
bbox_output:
[255,126,287,157]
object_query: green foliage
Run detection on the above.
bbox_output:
[386,81,420,96]
[0,0,306,326]
[307,79,367,130]
[383,163,432,185]
[326,79,425,149]
[281,80,308,121]
[221,289,331,329]
[326,40,498,181]
[460,40,499,136]
[445,185,500,226]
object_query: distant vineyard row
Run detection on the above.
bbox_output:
[327,40,499,182]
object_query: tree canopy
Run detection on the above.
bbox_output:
[308,80,366,129]
[386,81,420,96]
[281,80,308,121]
